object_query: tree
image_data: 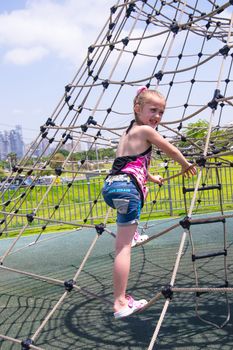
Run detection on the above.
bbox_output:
[59,149,69,158]
[185,119,209,139]
[7,152,17,170]
[0,167,6,180]
[50,153,65,169]
[178,119,230,154]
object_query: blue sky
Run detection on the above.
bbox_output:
[0,0,115,143]
[1,1,232,146]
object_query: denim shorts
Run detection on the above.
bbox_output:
[102,175,141,226]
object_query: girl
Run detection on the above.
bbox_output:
[102,86,196,319]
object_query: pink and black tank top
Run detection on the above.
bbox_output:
[110,145,152,207]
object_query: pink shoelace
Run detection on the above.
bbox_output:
[133,230,139,241]
[126,295,135,308]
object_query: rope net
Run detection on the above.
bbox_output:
[0,1,233,349]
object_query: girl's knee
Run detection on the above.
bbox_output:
[115,242,131,256]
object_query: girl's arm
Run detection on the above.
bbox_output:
[143,126,196,176]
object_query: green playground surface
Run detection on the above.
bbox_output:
[0,213,233,349]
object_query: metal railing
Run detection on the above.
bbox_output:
[0,166,232,233]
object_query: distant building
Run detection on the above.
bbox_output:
[25,138,55,158]
[62,141,82,153]
[81,136,93,151]
[0,125,24,160]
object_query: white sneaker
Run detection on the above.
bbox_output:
[131,230,149,247]
[114,294,148,319]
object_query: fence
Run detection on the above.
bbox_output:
[1,165,233,233]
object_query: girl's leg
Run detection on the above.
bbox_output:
[113,223,137,313]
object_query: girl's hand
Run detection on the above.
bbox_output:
[152,174,164,185]
[182,163,197,177]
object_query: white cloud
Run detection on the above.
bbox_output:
[4,46,48,65]
[0,0,114,66]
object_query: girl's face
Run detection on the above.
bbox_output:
[135,95,165,128]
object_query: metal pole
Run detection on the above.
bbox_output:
[86,174,93,224]
[166,169,173,216]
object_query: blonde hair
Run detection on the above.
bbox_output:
[133,87,165,119]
